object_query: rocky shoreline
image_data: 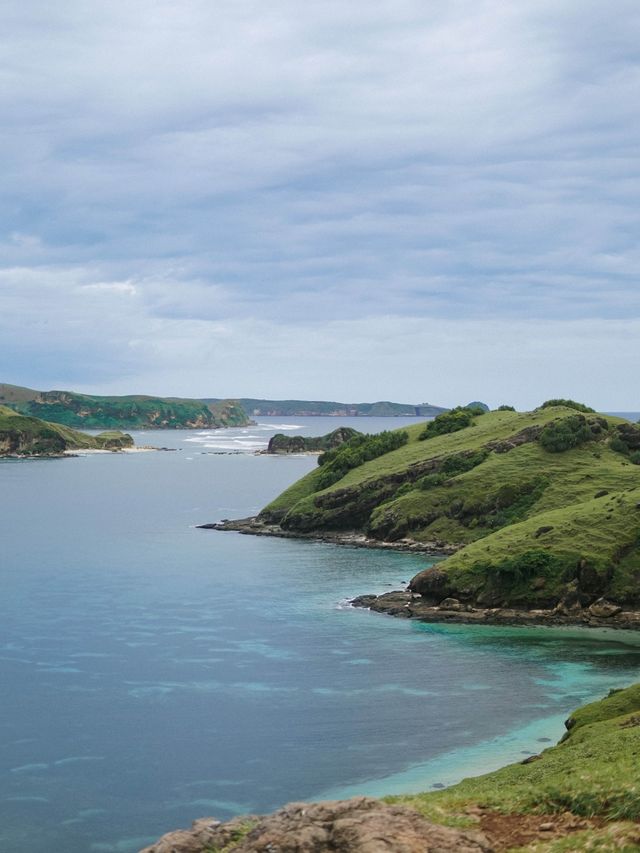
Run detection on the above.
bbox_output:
[202,518,640,632]
[197,516,459,555]
[351,589,640,631]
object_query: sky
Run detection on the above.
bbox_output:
[1,0,639,409]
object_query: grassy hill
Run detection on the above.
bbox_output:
[0,405,133,456]
[389,682,640,850]
[0,383,251,430]
[257,403,640,609]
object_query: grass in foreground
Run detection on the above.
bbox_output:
[391,684,640,830]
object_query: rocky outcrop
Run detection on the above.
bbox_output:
[139,797,492,853]
[265,427,360,454]
[94,431,134,450]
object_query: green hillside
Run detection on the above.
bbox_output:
[390,682,640,850]
[258,403,640,609]
[0,383,251,430]
[0,405,133,456]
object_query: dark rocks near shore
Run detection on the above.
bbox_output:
[198,516,457,554]
[351,590,640,630]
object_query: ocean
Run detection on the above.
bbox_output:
[1,416,639,852]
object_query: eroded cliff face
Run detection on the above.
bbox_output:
[0,427,67,456]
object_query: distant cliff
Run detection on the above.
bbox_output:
[0,384,251,430]
[0,405,134,456]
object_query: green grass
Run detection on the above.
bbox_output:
[0,405,133,455]
[390,683,640,826]
[259,406,640,607]
[0,384,250,430]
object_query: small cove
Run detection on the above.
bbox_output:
[1,417,639,853]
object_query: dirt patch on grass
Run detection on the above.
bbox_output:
[475,809,598,850]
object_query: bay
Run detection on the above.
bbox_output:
[1,417,639,853]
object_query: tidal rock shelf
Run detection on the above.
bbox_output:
[351,590,640,631]
[198,516,459,555]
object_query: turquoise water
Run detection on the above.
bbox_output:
[1,417,639,852]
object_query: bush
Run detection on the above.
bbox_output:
[539,415,593,453]
[497,405,516,411]
[315,430,409,490]
[418,407,480,441]
[538,399,595,413]
[630,451,640,466]
[610,436,630,456]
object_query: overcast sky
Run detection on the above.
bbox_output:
[2,0,639,409]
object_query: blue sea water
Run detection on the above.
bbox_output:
[1,416,639,853]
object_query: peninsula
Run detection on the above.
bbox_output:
[0,383,251,430]
[209,401,640,627]
[0,404,134,456]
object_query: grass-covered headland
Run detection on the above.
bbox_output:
[0,405,134,456]
[226,401,640,619]
[0,382,250,430]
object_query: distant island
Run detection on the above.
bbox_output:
[206,397,450,418]
[210,400,640,628]
[0,405,134,457]
[0,383,251,431]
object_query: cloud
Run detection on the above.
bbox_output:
[1,1,639,405]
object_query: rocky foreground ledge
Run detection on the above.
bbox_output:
[143,794,573,853]
[140,796,607,852]
[351,590,640,630]
[198,517,458,555]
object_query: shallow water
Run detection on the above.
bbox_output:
[1,418,639,852]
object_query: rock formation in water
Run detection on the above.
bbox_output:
[265,426,361,454]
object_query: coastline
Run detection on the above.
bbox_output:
[202,517,640,631]
[197,516,459,555]
[350,590,640,631]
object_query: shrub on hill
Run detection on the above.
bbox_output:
[418,406,483,441]
[315,430,409,490]
[609,423,640,464]
[539,414,598,453]
[497,404,515,411]
[538,399,595,413]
